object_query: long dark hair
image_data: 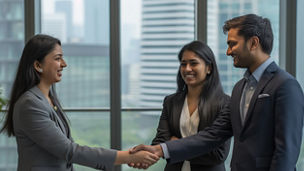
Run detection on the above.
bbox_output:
[177,40,228,123]
[0,34,65,136]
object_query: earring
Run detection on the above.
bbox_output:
[207,71,210,74]
[38,68,43,73]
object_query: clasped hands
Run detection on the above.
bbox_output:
[128,144,164,169]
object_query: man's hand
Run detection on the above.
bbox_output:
[128,144,164,169]
[130,144,164,157]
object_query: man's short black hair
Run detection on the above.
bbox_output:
[223,14,273,55]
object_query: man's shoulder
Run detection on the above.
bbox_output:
[270,66,298,88]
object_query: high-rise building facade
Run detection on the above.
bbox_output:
[55,0,73,42]
[139,0,195,108]
[84,0,109,45]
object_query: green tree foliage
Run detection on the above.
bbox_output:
[0,89,7,110]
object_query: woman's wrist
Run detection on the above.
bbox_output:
[115,151,130,165]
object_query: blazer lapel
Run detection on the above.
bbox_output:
[233,79,247,129]
[30,86,68,136]
[241,62,277,130]
[172,92,186,138]
[50,108,68,135]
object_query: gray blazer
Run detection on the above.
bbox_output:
[13,86,116,171]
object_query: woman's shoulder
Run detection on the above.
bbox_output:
[163,91,186,103]
[15,87,46,109]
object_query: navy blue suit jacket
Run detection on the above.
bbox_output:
[165,62,304,171]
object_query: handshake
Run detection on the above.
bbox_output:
[127,144,164,169]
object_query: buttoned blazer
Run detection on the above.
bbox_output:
[165,62,304,171]
[152,92,231,171]
[13,86,116,171]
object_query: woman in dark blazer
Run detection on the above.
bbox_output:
[152,41,231,171]
[0,34,158,171]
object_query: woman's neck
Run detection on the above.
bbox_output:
[187,86,202,99]
[37,81,51,99]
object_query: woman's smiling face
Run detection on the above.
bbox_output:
[180,50,210,88]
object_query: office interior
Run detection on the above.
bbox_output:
[0,0,303,171]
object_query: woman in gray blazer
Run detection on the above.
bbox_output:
[151,41,231,171]
[0,34,159,171]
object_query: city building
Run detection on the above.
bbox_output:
[139,0,195,108]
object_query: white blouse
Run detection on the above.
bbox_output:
[179,96,200,171]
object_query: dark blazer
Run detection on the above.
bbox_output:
[13,86,116,171]
[165,62,304,171]
[152,91,231,171]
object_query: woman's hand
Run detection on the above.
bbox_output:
[129,150,159,168]
[115,150,159,169]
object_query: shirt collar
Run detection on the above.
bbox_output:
[243,57,273,82]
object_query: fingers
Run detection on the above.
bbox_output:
[127,144,162,169]
[132,150,159,166]
[129,144,146,154]
[143,152,159,164]
[127,150,160,169]
[150,152,159,161]
[128,163,149,169]
[128,163,134,167]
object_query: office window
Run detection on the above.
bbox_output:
[0,0,24,170]
[296,1,304,170]
[121,0,195,170]
[41,0,110,170]
[207,0,279,94]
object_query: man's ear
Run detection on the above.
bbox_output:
[33,60,43,73]
[248,36,259,51]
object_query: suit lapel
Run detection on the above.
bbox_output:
[172,92,186,138]
[241,62,277,131]
[233,79,247,129]
[50,108,68,135]
[30,86,68,136]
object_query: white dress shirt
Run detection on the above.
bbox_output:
[179,96,200,171]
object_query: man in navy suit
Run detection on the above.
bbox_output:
[130,14,304,171]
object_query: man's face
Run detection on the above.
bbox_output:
[226,28,253,68]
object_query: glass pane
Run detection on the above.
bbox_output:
[0,0,24,170]
[207,0,279,94]
[0,0,24,99]
[297,1,304,169]
[121,1,195,170]
[41,0,110,108]
[121,0,195,108]
[122,111,166,171]
[298,130,304,170]
[0,124,18,171]
[67,111,110,171]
